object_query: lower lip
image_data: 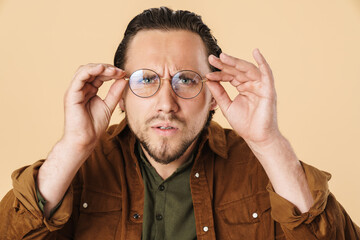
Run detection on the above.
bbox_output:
[152,127,178,136]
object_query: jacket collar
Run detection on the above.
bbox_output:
[107,118,228,159]
[108,118,128,140]
[206,121,228,159]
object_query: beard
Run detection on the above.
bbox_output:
[126,111,213,165]
[139,129,201,165]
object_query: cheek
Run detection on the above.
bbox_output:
[120,86,129,109]
[124,93,141,119]
[182,95,211,121]
[193,88,213,112]
[124,94,153,123]
[202,86,217,110]
[203,85,213,101]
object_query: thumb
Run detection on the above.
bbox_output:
[104,79,128,113]
[206,81,232,116]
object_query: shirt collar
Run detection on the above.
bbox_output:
[107,118,228,159]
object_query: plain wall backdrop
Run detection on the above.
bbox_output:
[1,0,359,224]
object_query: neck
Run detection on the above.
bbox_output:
[141,139,198,180]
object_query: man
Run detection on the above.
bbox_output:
[0,6,359,240]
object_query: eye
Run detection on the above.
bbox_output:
[141,75,157,84]
[179,78,194,85]
[172,71,201,90]
[142,78,152,84]
[177,74,198,86]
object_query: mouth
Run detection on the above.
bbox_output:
[151,123,179,136]
[152,122,178,129]
[157,126,175,130]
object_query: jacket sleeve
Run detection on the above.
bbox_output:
[0,160,74,239]
[267,162,360,240]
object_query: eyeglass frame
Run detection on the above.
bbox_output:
[124,68,208,99]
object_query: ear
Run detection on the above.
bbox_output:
[119,98,125,111]
[209,96,217,111]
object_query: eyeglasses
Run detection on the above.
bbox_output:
[124,69,208,99]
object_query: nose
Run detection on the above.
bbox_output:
[155,78,179,114]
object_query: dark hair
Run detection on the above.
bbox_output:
[114,7,220,120]
[114,6,222,72]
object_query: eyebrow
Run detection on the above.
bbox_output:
[154,66,200,77]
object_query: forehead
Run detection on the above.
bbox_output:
[124,30,210,74]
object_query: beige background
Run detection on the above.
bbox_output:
[1,0,359,224]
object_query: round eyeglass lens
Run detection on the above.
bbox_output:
[172,70,203,99]
[129,69,160,98]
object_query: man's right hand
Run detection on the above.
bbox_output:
[37,64,127,218]
[63,64,127,149]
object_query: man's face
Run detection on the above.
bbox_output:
[121,30,216,164]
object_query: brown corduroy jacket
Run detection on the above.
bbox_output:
[1,120,359,239]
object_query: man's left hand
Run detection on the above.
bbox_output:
[206,49,280,147]
[206,50,314,213]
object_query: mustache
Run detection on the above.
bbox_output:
[145,114,185,126]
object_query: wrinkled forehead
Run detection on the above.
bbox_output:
[124,29,210,76]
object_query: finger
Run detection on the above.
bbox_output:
[208,55,242,77]
[236,81,257,94]
[90,68,126,88]
[71,64,125,92]
[91,69,126,82]
[237,80,275,100]
[81,82,97,94]
[208,54,225,70]
[209,55,260,82]
[206,71,252,84]
[221,53,261,81]
[104,79,128,113]
[220,53,257,72]
[72,63,121,77]
[206,81,232,115]
[206,71,234,81]
[252,49,272,78]
[91,79,104,88]
[83,87,99,104]
[71,64,105,90]
[66,82,96,105]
